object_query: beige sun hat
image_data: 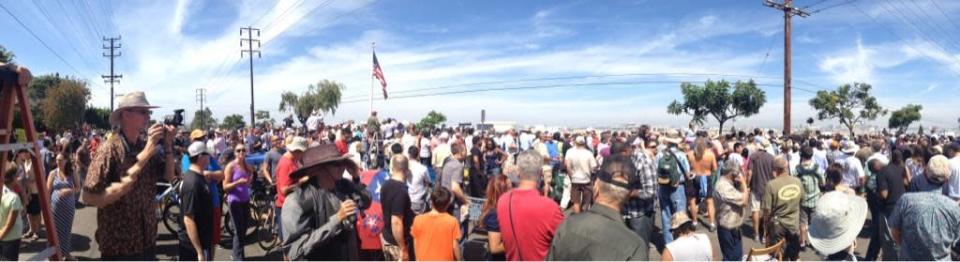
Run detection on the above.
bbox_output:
[109,91,159,125]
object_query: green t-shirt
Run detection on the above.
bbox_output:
[0,186,23,241]
[762,175,803,232]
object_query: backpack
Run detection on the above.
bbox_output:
[796,163,821,208]
[657,151,685,187]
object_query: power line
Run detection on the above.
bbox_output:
[260,0,305,31]
[877,1,960,66]
[930,1,960,32]
[340,80,818,104]
[896,0,960,55]
[809,0,858,13]
[852,2,960,78]
[27,1,103,77]
[0,2,86,77]
[261,0,337,48]
[343,72,822,100]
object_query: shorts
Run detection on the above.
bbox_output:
[749,193,762,212]
[570,183,593,207]
[684,176,713,201]
[381,235,404,261]
[26,194,40,215]
[767,222,801,261]
[800,206,814,227]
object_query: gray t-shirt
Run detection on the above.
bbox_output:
[749,150,775,197]
[441,157,464,191]
[263,150,283,179]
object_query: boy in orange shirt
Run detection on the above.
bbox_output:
[411,187,461,261]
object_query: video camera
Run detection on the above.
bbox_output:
[335,178,372,228]
[163,109,185,127]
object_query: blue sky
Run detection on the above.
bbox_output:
[2,0,959,130]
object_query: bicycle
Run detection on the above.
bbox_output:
[156,179,182,235]
[249,179,280,252]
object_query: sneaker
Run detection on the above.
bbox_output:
[706,223,717,232]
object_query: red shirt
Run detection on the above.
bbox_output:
[496,189,564,261]
[275,154,299,208]
[335,139,348,155]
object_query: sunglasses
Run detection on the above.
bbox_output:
[131,109,152,116]
[235,149,247,153]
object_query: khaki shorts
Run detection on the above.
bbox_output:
[381,235,404,261]
[750,193,762,212]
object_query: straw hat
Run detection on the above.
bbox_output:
[109,91,159,125]
[670,212,693,230]
[808,191,868,255]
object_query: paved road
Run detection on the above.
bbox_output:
[21,204,876,261]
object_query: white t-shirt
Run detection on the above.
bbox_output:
[666,233,712,261]
[843,156,865,188]
[565,147,597,184]
[401,134,417,154]
[407,160,431,210]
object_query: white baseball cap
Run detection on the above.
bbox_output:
[187,141,209,157]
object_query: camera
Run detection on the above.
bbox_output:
[163,109,185,127]
[335,179,372,227]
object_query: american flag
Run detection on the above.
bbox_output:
[372,51,387,99]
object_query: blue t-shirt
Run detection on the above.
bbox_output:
[482,211,500,232]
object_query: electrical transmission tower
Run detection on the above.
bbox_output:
[763,0,810,135]
[241,27,261,128]
[102,36,122,111]
[196,88,207,129]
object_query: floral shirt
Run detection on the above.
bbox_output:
[83,135,165,256]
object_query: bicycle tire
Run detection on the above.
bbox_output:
[162,202,181,234]
[257,207,280,251]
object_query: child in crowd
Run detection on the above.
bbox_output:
[0,166,24,261]
[411,187,462,261]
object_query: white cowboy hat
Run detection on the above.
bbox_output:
[109,91,159,125]
[808,191,868,255]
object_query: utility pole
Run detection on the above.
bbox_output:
[196,88,207,129]
[102,36,122,111]
[241,27,261,128]
[763,0,809,135]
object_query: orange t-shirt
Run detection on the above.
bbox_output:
[411,212,461,261]
[687,150,717,176]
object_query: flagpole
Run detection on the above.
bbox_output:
[370,42,375,117]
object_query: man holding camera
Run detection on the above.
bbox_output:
[282,144,367,260]
[82,92,177,260]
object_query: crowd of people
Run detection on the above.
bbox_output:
[2,65,960,261]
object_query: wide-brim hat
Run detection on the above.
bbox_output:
[659,129,683,145]
[290,144,357,179]
[808,191,868,255]
[109,91,159,125]
[841,142,860,154]
[670,212,693,230]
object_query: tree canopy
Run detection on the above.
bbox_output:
[0,45,13,63]
[221,114,246,130]
[667,79,766,132]
[84,107,111,130]
[189,107,217,130]
[40,78,90,132]
[279,79,345,126]
[255,110,274,127]
[809,82,886,137]
[418,110,447,130]
[888,104,922,134]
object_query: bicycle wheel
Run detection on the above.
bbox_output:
[257,208,280,251]
[162,202,181,234]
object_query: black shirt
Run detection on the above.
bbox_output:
[179,170,214,250]
[876,163,906,214]
[380,179,414,246]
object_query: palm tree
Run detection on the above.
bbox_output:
[0,45,14,63]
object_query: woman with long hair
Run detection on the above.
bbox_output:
[47,153,80,260]
[223,144,254,260]
[685,137,717,231]
[478,175,512,261]
[483,138,505,176]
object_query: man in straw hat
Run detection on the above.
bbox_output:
[657,129,689,245]
[281,144,368,260]
[808,191,868,261]
[81,91,177,260]
[889,155,960,261]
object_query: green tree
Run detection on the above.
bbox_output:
[809,82,887,137]
[888,104,922,134]
[255,110,274,127]
[221,114,246,130]
[189,107,217,130]
[83,107,111,130]
[418,110,447,130]
[667,79,766,132]
[0,45,13,63]
[40,78,90,132]
[279,79,345,126]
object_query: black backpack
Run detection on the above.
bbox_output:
[657,151,686,187]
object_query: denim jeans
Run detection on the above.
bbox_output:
[717,226,743,261]
[658,184,686,244]
[625,212,654,261]
[230,202,250,260]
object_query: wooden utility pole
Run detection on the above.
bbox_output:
[102,36,122,111]
[763,0,809,135]
[241,27,261,128]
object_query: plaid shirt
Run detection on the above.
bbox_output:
[623,148,658,219]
